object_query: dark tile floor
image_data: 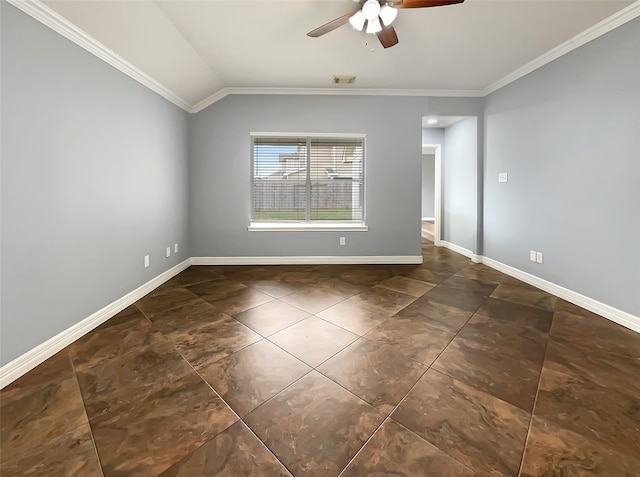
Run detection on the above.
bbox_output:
[2,239,640,476]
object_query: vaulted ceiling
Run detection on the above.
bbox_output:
[21,0,638,111]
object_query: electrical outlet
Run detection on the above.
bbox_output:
[174,243,179,254]
[166,247,171,258]
[339,237,346,246]
[498,173,508,183]
[536,252,543,264]
[530,250,536,262]
[144,255,150,268]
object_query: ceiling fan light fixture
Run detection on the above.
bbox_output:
[362,0,381,20]
[365,17,382,34]
[349,10,366,31]
[379,5,398,26]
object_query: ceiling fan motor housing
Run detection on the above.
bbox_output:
[350,0,396,33]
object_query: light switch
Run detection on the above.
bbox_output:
[498,173,508,183]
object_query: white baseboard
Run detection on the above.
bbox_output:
[480,256,640,333]
[0,259,191,389]
[4,252,637,389]
[191,256,424,265]
[2,255,421,388]
[440,241,480,263]
[421,217,435,222]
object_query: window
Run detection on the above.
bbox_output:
[251,134,365,229]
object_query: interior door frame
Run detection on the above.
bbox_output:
[422,144,442,246]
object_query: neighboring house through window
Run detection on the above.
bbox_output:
[251,134,365,228]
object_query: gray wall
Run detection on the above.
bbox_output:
[189,95,428,258]
[443,118,478,252]
[1,3,190,364]
[421,154,435,219]
[484,17,640,316]
[422,127,445,147]
[3,0,637,368]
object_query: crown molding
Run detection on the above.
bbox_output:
[189,87,483,114]
[8,0,640,113]
[482,0,640,96]
[570,0,640,50]
[6,0,193,112]
[3,0,486,113]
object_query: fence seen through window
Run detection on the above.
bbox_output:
[251,135,365,222]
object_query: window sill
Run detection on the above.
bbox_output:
[248,222,368,232]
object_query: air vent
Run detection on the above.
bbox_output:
[333,75,357,84]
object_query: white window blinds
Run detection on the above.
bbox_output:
[252,135,364,222]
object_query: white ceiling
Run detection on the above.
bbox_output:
[32,0,637,111]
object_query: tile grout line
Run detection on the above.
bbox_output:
[153,255,470,474]
[140,297,274,371]
[150,333,248,474]
[240,348,391,476]
[335,259,491,475]
[161,284,335,474]
[66,348,107,477]
[66,253,514,475]
[134,302,248,473]
[411,272,555,475]
[140,277,370,445]
[147,290,305,476]
[515,309,556,477]
[343,261,505,474]
[11,249,621,476]
[134,299,288,475]
[157,251,470,474]
[237,373,313,477]
[219,293,445,477]
[335,416,392,477]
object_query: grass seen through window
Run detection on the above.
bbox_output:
[254,209,353,220]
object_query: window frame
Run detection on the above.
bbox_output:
[248,132,368,232]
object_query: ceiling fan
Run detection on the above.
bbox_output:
[307,0,465,49]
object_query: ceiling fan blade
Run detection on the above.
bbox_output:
[376,25,399,49]
[307,12,354,37]
[395,0,464,8]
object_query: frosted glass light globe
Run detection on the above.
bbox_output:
[362,0,381,21]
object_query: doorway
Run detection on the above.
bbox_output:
[421,144,441,246]
[422,115,479,258]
